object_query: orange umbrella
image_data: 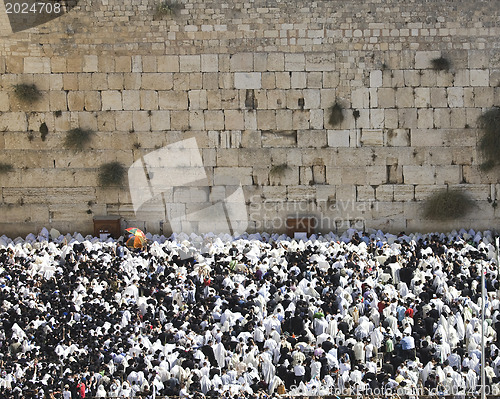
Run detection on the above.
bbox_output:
[125,227,147,248]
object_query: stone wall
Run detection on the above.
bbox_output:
[0,0,499,236]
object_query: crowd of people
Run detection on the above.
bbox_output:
[0,227,500,399]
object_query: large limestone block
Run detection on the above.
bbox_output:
[414,87,430,108]
[230,53,254,72]
[0,204,49,223]
[297,130,326,148]
[140,91,158,110]
[430,88,448,108]
[122,90,140,111]
[327,130,350,147]
[170,111,189,130]
[142,73,173,90]
[435,166,461,184]
[0,112,27,131]
[305,53,335,71]
[204,111,224,130]
[159,91,188,110]
[24,57,50,73]
[101,91,123,111]
[414,184,448,200]
[285,53,305,71]
[369,109,384,128]
[396,87,414,108]
[267,53,285,71]
[414,51,441,69]
[403,166,435,184]
[240,130,261,148]
[255,110,275,130]
[357,185,375,202]
[157,55,179,72]
[360,129,384,146]
[447,87,464,107]
[370,70,382,87]
[387,129,410,147]
[433,109,451,129]
[216,148,239,167]
[367,166,388,185]
[335,185,356,201]
[214,167,253,186]
[224,110,245,130]
[291,72,307,89]
[292,110,310,130]
[239,148,271,167]
[179,55,201,73]
[234,73,262,89]
[351,88,370,109]
[173,187,209,203]
[393,185,415,201]
[470,69,489,86]
[417,109,434,129]
[287,185,316,201]
[398,109,417,129]
[340,167,367,185]
[189,110,205,130]
[310,109,324,130]
[200,54,218,73]
[312,165,326,184]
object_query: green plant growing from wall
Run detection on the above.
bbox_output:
[13,83,42,104]
[65,128,95,152]
[431,56,450,71]
[155,0,182,17]
[423,189,475,220]
[269,163,289,177]
[477,107,500,171]
[98,162,126,187]
[0,163,13,174]
[329,102,344,127]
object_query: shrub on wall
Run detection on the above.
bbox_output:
[0,163,14,174]
[65,128,95,152]
[329,102,344,127]
[431,56,451,71]
[13,83,42,104]
[98,162,126,187]
[155,0,182,17]
[477,107,500,171]
[269,164,289,177]
[423,189,475,220]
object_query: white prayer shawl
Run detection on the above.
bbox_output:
[399,282,409,297]
[448,325,460,349]
[200,375,211,394]
[371,328,384,349]
[95,385,107,398]
[420,362,434,384]
[310,360,321,380]
[369,307,380,327]
[260,351,275,385]
[313,317,328,335]
[327,318,338,337]
[455,313,466,340]
[466,369,477,392]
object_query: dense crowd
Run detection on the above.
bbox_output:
[0,228,500,399]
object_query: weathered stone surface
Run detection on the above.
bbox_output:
[0,0,499,234]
